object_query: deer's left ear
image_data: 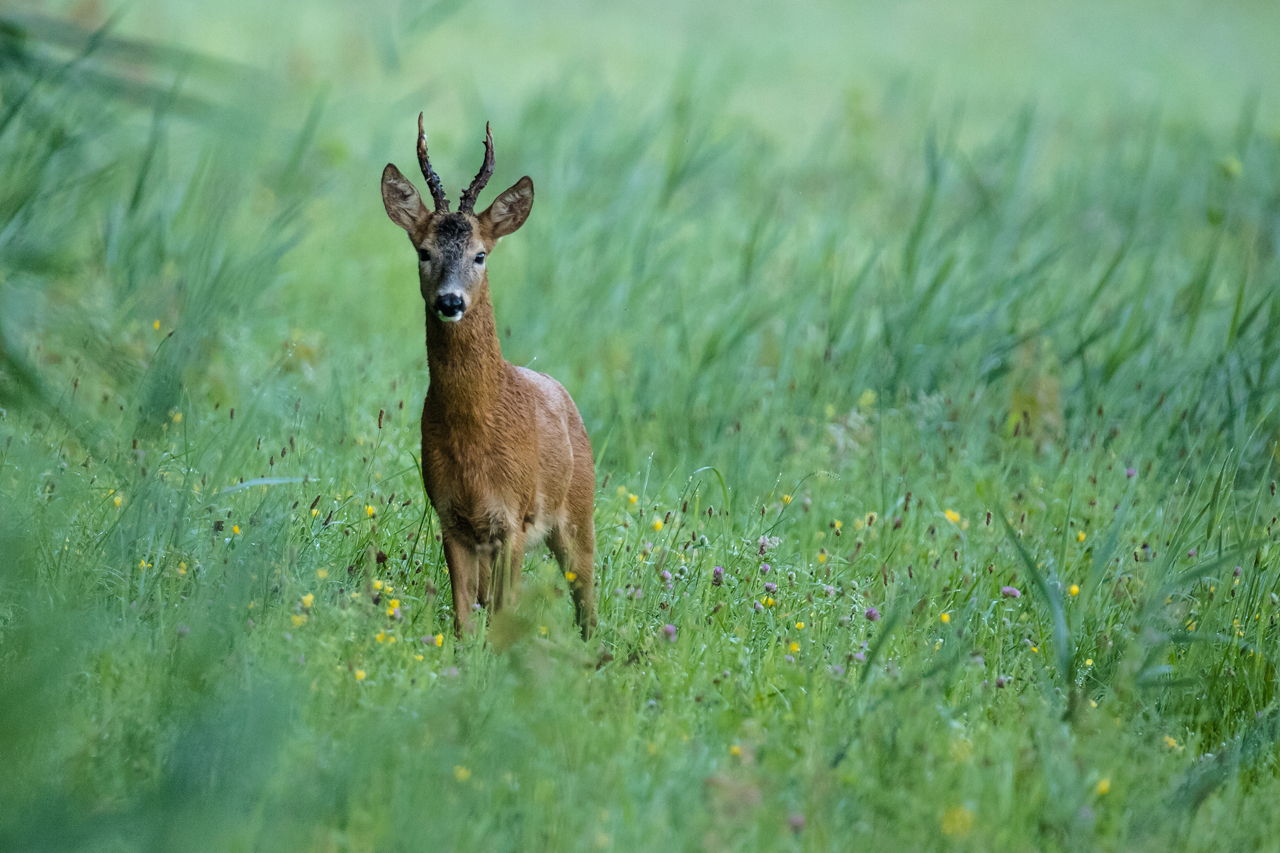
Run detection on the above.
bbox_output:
[478,176,534,244]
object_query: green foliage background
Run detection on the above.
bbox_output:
[3,1,1280,849]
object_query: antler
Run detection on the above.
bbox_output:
[458,122,495,214]
[417,112,450,213]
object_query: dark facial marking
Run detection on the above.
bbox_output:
[430,214,474,269]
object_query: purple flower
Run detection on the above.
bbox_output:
[823,584,836,597]
[853,651,866,662]
[1001,586,1021,599]
[788,813,806,833]
[865,606,880,621]
[995,675,1008,688]
[760,563,771,575]
[764,582,777,594]
[783,654,795,663]
[1125,468,1137,479]
[660,570,671,582]
[662,623,677,642]
[830,664,845,676]
[754,601,764,612]
[712,566,724,586]
[1187,548,1197,558]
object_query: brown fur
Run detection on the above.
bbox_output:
[380,133,596,637]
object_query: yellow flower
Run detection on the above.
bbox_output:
[652,518,663,532]
[1069,584,1080,596]
[454,766,471,782]
[941,805,974,837]
[172,411,182,423]
[628,493,638,504]
[376,631,386,643]
[1085,658,1093,666]
[434,633,444,647]
[1096,777,1111,795]
[944,509,960,524]
[178,561,187,575]
[1030,646,1039,653]
[366,505,375,518]
[312,508,320,517]
[859,389,877,408]
[817,551,827,563]
[539,625,548,636]
[232,524,241,535]
[940,612,950,624]
[302,593,315,608]
[782,494,793,505]
[415,654,424,661]
[788,641,800,653]
[373,579,383,590]
[764,597,775,607]
[565,571,577,582]
[616,485,627,496]
[796,621,805,630]
[153,320,160,330]
[729,744,741,756]
[114,495,123,508]
[1076,530,1087,542]
[317,568,328,579]
[833,519,842,530]
[389,599,400,610]
[291,614,307,627]
[355,669,366,681]
[1164,735,1180,750]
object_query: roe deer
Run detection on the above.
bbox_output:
[380,114,596,637]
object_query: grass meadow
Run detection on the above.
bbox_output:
[4,0,1280,849]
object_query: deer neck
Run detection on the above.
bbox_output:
[424,282,505,433]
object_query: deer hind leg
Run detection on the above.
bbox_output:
[442,535,481,636]
[550,499,596,637]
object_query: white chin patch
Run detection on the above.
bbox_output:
[437,311,465,323]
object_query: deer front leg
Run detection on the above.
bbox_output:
[478,531,525,614]
[442,535,480,635]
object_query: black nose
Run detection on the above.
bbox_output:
[434,293,464,319]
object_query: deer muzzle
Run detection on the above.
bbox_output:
[433,291,466,322]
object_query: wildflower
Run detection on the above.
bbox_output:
[823,584,835,596]
[317,568,328,578]
[312,508,320,517]
[1001,586,1021,599]
[830,664,845,676]
[291,614,306,627]
[859,389,877,408]
[944,509,960,523]
[865,606,881,621]
[758,536,780,555]
[662,623,677,642]
[783,654,795,663]
[376,631,386,643]
[617,485,627,496]
[1125,468,1137,479]
[1096,777,1111,795]
[454,766,471,782]
[796,621,805,630]
[1077,530,1087,543]
[415,654,424,661]
[565,571,577,583]
[628,493,638,504]
[730,744,742,756]
[764,582,777,594]
[178,561,187,575]
[712,566,724,586]
[853,651,866,662]
[1085,658,1093,666]
[760,563,771,574]
[660,570,672,582]
[995,676,1008,688]
[1164,735,1181,750]
[764,597,776,607]
[232,524,241,535]
[172,411,182,423]
[373,580,384,590]
[788,813,806,834]
[434,633,444,647]
[652,518,664,532]
[302,593,314,609]
[1069,584,1080,596]
[865,512,878,527]
[114,495,123,507]
[940,612,950,624]
[817,550,828,563]
[788,641,800,653]
[754,601,764,612]
[782,494,793,505]
[941,806,974,837]
[153,320,161,330]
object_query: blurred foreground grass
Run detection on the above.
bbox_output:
[4,1,1280,850]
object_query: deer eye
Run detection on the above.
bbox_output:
[474,252,486,265]
[417,248,431,263]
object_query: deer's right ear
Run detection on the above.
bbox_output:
[381,164,430,233]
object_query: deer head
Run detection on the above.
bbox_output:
[381,114,534,324]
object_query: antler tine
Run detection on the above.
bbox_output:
[458,122,495,214]
[417,112,450,213]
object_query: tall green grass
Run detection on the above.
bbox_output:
[3,4,1280,850]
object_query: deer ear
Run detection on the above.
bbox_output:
[381,164,430,233]
[478,176,534,243]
